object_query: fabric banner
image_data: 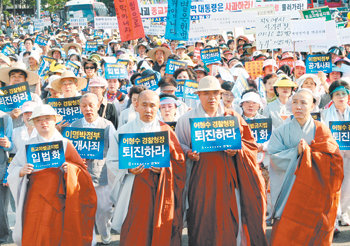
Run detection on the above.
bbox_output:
[165,59,187,75]
[104,63,128,79]
[26,141,65,170]
[329,121,350,150]
[256,0,307,18]
[47,96,83,124]
[62,127,105,160]
[305,54,332,74]
[34,35,49,46]
[114,0,145,42]
[0,82,32,112]
[165,0,192,40]
[190,116,242,153]
[119,131,170,169]
[246,118,272,144]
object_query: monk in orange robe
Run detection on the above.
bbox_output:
[269,89,343,245]
[106,90,186,246]
[7,104,97,246]
[176,76,267,246]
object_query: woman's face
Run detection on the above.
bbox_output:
[301,78,316,91]
[276,87,292,98]
[176,71,189,80]
[332,90,348,109]
[160,103,176,122]
[242,101,260,117]
[28,57,37,67]
[221,90,234,107]
[107,79,119,93]
[84,64,96,78]
[265,78,276,95]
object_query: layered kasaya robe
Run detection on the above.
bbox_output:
[175,104,267,246]
[269,119,343,245]
[106,116,185,246]
[7,130,97,246]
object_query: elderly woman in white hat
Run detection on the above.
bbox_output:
[240,89,264,121]
[27,51,41,72]
[7,104,97,246]
[51,70,87,98]
[88,77,119,130]
[11,101,38,153]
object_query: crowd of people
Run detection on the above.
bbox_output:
[0,11,349,246]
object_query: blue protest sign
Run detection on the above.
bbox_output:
[165,0,191,40]
[135,74,159,91]
[119,131,170,169]
[38,56,56,78]
[94,30,104,39]
[104,63,128,79]
[0,82,32,112]
[65,60,80,76]
[184,80,198,100]
[85,41,98,53]
[200,47,221,65]
[62,127,105,160]
[329,121,350,150]
[47,96,83,124]
[0,118,4,138]
[26,141,65,170]
[120,84,132,94]
[305,54,332,73]
[175,80,186,98]
[246,118,272,144]
[35,35,49,46]
[165,59,187,75]
[1,44,16,56]
[190,116,242,153]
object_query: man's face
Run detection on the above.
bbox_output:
[24,40,33,51]
[9,71,26,84]
[52,51,61,60]
[291,91,314,121]
[61,78,78,96]
[33,115,56,136]
[135,92,160,123]
[155,50,165,63]
[80,96,99,123]
[138,45,146,55]
[196,71,206,82]
[198,90,221,113]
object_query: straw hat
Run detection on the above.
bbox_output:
[147,47,171,62]
[63,43,82,55]
[195,76,222,93]
[273,76,297,88]
[29,104,63,123]
[51,70,87,93]
[0,54,11,66]
[0,62,40,85]
[48,47,62,57]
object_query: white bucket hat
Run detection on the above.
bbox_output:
[51,70,87,93]
[29,104,63,123]
[195,76,222,93]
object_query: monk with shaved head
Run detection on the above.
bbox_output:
[107,90,186,246]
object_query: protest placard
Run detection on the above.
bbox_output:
[38,56,56,78]
[246,118,272,144]
[165,0,193,40]
[256,0,307,18]
[0,82,32,112]
[305,54,332,73]
[69,18,88,27]
[245,61,264,80]
[62,127,105,160]
[278,58,294,68]
[200,47,221,65]
[115,0,145,42]
[175,80,186,98]
[1,44,15,56]
[135,74,159,91]
[34,35,49,46]
[120,84,132,94]
[26,141,65,170]
[119,131,170,169]
[85,41,98,53]
[104,63,128,79]
[47,96,83,124]
[65,60,80,76]
[143,19,166,36]
[190,116,242,153]
[94,30,104,39]
[338,27,350,45]
[290,18,326,42]
[94,17,119,29]
[329,121,350,150]
[256,14,292,50]
[184,80,199,100]
[165,59,187,75]
[301,6,331,21]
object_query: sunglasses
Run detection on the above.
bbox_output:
[85,66,95,70]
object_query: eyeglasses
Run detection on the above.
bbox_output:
[85,66,95,70]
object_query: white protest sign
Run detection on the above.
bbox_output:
[33,19,45,31]
[256,14,292,50]
[42,17,52,27]
[243,6,275,16]
[255,0,307,18]
[209,12,257,29]
[70,18,88,27]
[73,11,83,18]
[338,28,350,45]
[290,19,326,41]
[94,17,118,30]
